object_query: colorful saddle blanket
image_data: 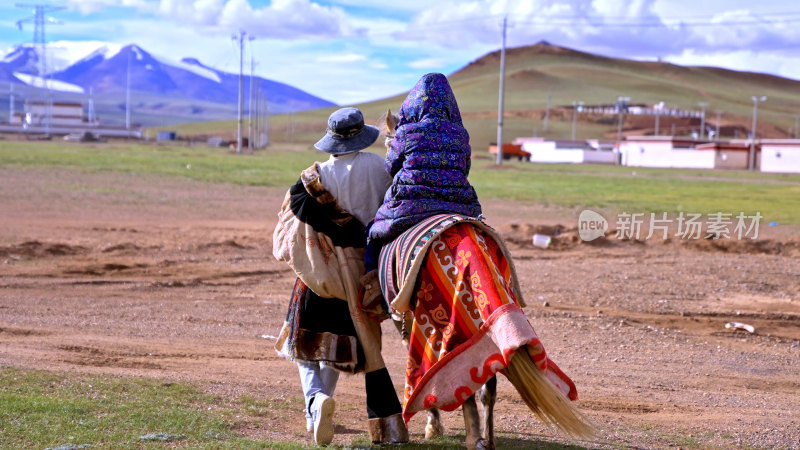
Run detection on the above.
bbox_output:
[378,214,578,422]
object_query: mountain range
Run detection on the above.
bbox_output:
[0,43,335,126]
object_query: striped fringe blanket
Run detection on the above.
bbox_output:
[378,215,577,422]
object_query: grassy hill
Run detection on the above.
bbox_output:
[158,41,800,152]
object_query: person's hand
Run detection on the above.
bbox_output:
[360,270,390,321]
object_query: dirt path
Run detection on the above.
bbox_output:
[1,168,798,448]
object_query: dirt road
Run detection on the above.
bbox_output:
[1,168,798,448]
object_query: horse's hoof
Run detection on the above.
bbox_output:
[474,438,491,450]
[424,422,444,439]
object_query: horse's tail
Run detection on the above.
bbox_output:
[506,349,596,439]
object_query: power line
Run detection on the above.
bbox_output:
[366,11,800,37]
[513,17,800,28]
[16,3,65,135]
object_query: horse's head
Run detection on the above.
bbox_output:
[378,108,399,150]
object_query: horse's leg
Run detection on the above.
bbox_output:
[462,394,489,450]
[478,376,497,449]
[424,407,444,439]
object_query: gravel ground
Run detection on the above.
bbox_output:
[1,167,798,449]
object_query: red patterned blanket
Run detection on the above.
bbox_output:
[379,217,577,422]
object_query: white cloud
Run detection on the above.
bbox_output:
[667,48,800,82]
[325,0,436,13]
[681,10,800,52]
[316,53,367,63]
[148,0,357,39]
[408,57,448,69]
[394,0,684,55]
[159,0,224,24]
[63,0,156,14]
[388,0,800,69]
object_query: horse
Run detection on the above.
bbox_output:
[376,109,594,450]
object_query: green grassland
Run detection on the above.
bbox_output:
[0,368,586,449]
[2,140,799,224]
[0,368,242,449]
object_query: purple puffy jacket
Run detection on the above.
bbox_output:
[368,73,482,247]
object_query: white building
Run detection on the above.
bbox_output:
[11,101,97,128]
[694,141,754,170]
[621,136,715,169]
[760,139,800,173]
[514,137,616,164]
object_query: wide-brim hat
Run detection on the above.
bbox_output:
[315,107,380,155]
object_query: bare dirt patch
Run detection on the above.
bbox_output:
[1,167,798,448]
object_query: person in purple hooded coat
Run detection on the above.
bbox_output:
[367,73,482,260]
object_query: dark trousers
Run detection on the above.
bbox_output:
[366,368,403,419]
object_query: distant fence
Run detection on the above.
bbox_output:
[0,124,143,139]
[577,104,703,118]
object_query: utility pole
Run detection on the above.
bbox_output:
[616,96,630,141]
[125,49,131,133]
[45,89,52,135]
[715,110,723,140]
[698,102,708,139]
[87,86,95,125]
[616,96,630,165]
[290,112,295,142]
[795,115,799,139]
[654,102,661,135]
[16,3,64,133]
[16,4,64,88]
[749,96,766,171]
[543,93,551,132]
[495,16,507,165]
[232,30,249,154]
[252,79,259,149]
[249,55,256,150]
[262,86,270,147]
[571,101,583,140]
[8,84,14,124]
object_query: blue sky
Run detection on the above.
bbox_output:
[1,0,799,105]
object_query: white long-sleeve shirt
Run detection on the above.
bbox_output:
[317,151,392,227]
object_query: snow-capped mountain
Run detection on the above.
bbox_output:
[0,43,335,118]
[1,45,39,74]
[0,45,38,82]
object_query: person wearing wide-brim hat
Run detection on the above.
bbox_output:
[273,107,408,445]
[314,107,380,155]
